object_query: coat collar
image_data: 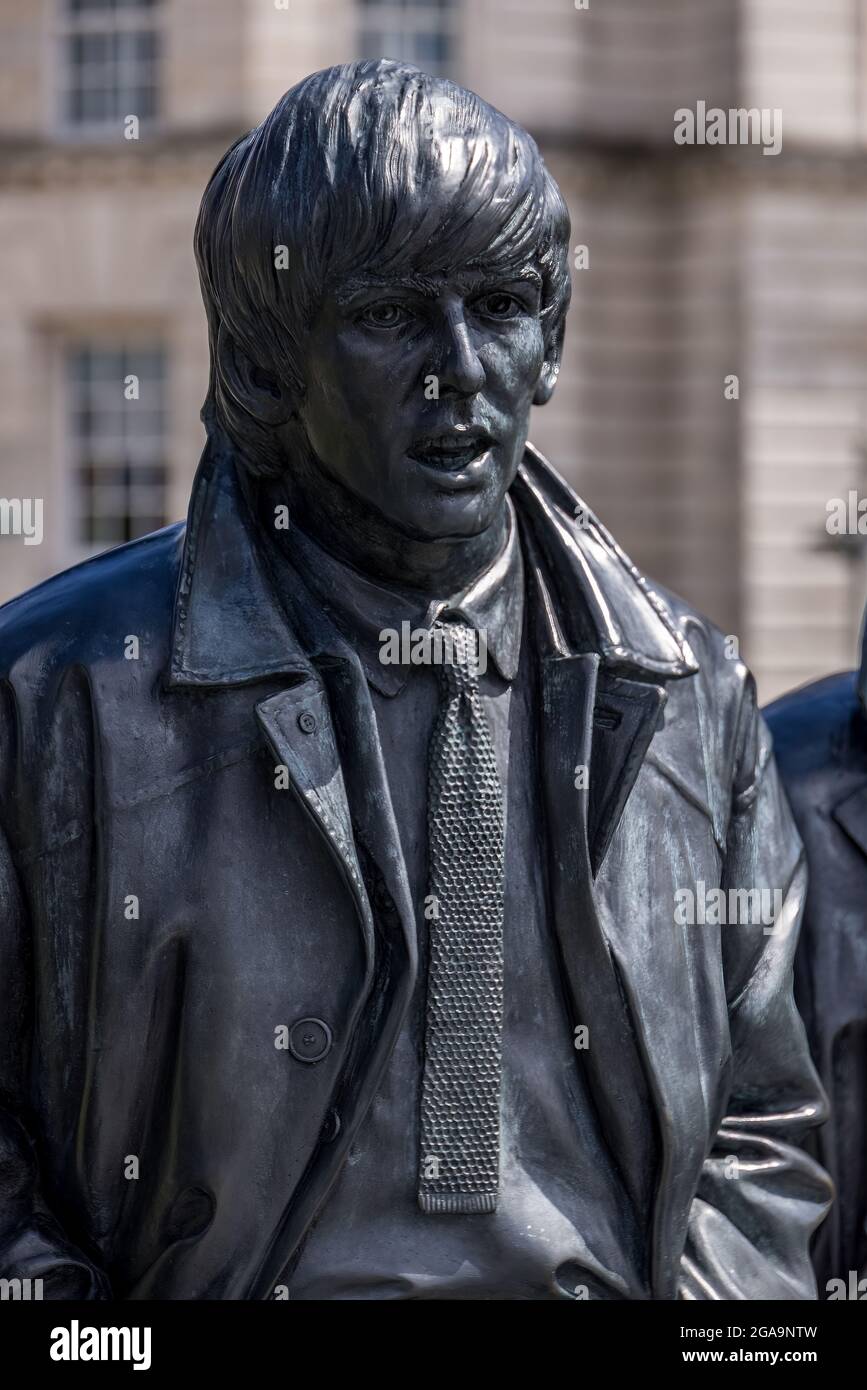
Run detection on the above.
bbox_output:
[167,435,698,689]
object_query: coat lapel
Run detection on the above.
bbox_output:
[539,649,660,1232]
[255,679,376,975]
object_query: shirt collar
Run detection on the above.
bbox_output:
[274,497,524,696]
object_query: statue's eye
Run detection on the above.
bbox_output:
[358,302,411,329]
[474,292,522,320]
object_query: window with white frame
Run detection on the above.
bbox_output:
[66,345,167,550]
[57,0,161,132]
[358,0,456,76]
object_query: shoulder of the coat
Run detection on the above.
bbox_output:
[764,670,862,787]
[0,522,185,680]
[517,443,748,687]
[643,579,755,707]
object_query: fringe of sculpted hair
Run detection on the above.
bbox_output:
[194,58,572,477]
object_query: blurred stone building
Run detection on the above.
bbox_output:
[0,0,865,700]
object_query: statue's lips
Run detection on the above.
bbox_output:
[407,431,495,478]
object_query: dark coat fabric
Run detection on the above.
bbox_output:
[0,438,831,1299]
[765,633,867,1291]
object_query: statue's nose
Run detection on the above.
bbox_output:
[435,307,486,397]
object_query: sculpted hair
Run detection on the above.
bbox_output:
[194,58,572,476]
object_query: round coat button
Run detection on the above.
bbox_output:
[297,711,317,734]
[164,1186,216,1243]
[288,1017,332,1063]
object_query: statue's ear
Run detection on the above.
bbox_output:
[216,322,296,426]
[533,316,566,406]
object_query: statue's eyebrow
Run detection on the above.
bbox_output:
[499,266,543,290]
[333,273,440,304]
[332,265,542,306]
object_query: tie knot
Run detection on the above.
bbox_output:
[434,618,484,694]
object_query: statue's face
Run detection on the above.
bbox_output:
[295,251,550,540]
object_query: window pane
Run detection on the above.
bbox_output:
[130,464,166,488]
[116,29,156,61]
[358,3,453,73]
[62,8,160,128]
[90,515,129,545]
[414,31,450,66]
[131,349,163,380]
[126,84,157,118]
[72,82,111,123]
[68,345,168,550]
[93,349,126,381]
[83,33,111,62]
[360,29,406,60]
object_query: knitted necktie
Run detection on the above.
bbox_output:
[418,618,505,1214]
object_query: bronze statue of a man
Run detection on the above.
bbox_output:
[0,60,831,1300]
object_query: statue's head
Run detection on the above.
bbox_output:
[195,59,571,542]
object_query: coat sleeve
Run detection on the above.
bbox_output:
[0,818,110,1298]
[677,679,834,1300]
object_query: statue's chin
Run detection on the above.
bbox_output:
[376,496,505,546]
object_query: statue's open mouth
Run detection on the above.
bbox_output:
[407,429,494,472]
